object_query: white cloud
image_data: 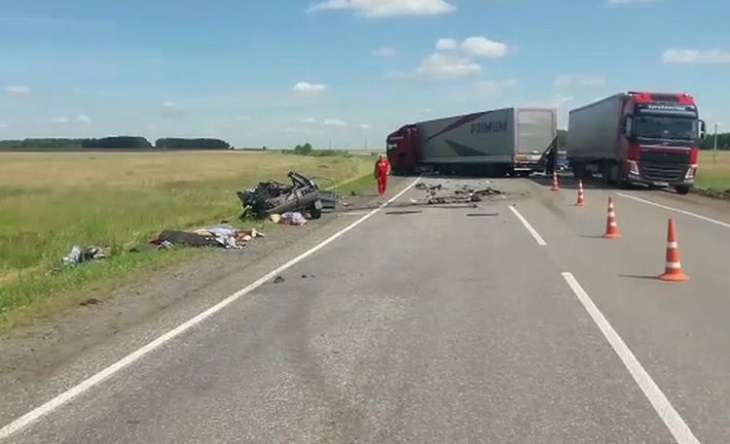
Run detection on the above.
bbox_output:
[436,38,458,51]
[475,79,517,97]
[359,123,371,129]
[372,46,398,58]
[554,74,607,88]
[299,117,318,124]
[6,85,31,96]
[461,36,509,58]
[76,114,91,123]
[417,52,481,80]
[324,118,347,126]
[308,0,455,18]
[608,0,662,4]
[51,116,70,124]
[662,49,730,64]
[161,100,185,118]
[435,36,509,58]
[292,81,327,94]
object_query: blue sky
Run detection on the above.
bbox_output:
[1,0,728,148]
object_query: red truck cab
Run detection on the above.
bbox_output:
[386,125,419,173]
[622,92,703,194]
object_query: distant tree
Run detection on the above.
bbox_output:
[155,138,231,150]
[293,142,313,155]
[83,137,152,149]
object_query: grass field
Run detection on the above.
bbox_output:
[697,151,730,191]
[0,151,376,328]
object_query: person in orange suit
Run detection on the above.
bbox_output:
[374,154,392,199]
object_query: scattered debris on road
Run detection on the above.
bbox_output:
[273,276,286,284]
[237,171,335,220]
[151,225,264,250]
[386,210,423,215]
[62,245,107,268]
[279,212,307,226]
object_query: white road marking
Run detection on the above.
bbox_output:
[561,272,700,444]
[618,192,730,229]
[509,205,547,246]
[0,178,422,441]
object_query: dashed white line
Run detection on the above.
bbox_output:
[618,192,730,229]
[0,178,422,442]
[561,272,700,444]
[509,205,547,246]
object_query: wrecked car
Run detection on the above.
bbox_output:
[237,171,336,219]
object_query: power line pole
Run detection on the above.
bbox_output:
[714,123,719,163]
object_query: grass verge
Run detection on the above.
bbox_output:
[0,151,376,330]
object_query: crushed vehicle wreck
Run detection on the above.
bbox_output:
[237,171,336,220]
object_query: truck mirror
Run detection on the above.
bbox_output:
[624,116,633,137]
[699,120,707,140]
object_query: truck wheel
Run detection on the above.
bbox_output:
[675,185,691,195]
[572,162,586,180]
[309,201,323,219]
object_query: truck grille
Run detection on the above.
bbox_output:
[639,149,690,183]
[640,162,687,182]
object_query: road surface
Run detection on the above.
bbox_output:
[2,176,730,443]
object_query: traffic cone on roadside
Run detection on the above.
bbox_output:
[659,219,689,282]
[603,197,622,239]
[551,172,560,191]
[576,180,585,207]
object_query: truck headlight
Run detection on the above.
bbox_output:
[685,165,697,180]
[627,160,640,176]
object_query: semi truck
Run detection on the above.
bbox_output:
[386,108,557,176]
[567,92,705,194]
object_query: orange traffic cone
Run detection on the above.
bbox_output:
[659,219,689,282]
[551,172,560,191]
[576,180,585,207]
[603,197,622,239]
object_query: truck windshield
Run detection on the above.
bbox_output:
[634,115,697,141]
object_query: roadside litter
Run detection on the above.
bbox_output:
[62,245,107,268]
[237,171,335,220]
[151,225,264,249]
[280,212,307,226]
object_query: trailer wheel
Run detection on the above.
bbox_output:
[572,162,586,180]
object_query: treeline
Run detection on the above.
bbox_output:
[156,138,230,150]
[0,137,233,151]
[287,142,352,158]
[700,132,730,150]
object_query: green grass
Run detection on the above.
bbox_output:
[697,151,730,192]
[0,151,375,329]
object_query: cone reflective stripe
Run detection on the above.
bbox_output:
[659,218,689,282]
[603,197,622,239]
[576,179,585,207]
[551,172,560,191]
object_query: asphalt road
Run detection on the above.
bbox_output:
[3,176,730,443]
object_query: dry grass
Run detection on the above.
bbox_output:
[697,151,730,192]
[0,151,375,327]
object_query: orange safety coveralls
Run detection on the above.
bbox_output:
[374,159,391,198]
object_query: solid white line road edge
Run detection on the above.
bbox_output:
[509,205,547,246]
[617,192,730,229]
[561,272,700,444]
[0,177,422,441]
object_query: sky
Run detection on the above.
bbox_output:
[1,0,728,149]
